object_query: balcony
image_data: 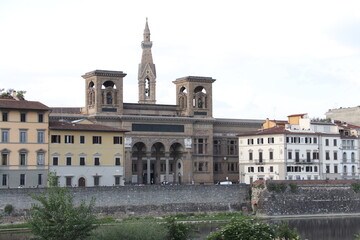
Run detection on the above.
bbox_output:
[254,159,265,165]
[294,159,316,164]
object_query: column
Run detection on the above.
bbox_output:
[165,158,169,183]
[147,157,151,184]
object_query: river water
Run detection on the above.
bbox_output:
[2,216,360,240]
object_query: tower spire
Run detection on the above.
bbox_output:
[138,18,156,104]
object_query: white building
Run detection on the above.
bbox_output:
[238,114,360,184]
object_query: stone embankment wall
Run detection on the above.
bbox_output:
[254,180,360,216]
[0,185,250,217]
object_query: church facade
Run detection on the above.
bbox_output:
[50,20,263,185]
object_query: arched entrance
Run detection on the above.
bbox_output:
[78,177,86,187]
[132,142,146,184]
[170,143,184,184]
[151,142,165,184]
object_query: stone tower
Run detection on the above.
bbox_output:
[138,18,156,104]
[82,70,127,115]
[173,76,216,117]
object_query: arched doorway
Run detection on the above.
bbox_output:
[132,142,147,184]
[78,177,86,187]
[170,143,184,184]
[151,142,165,184]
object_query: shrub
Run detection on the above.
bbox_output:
[274,221,301,240]
[206,218,274,240]
[165,216,194,240]
[352,183,360,193]
[289,183,298,193]
[267,182,287,193]
[4,204,14,216]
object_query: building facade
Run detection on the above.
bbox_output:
[239,114,360,184]
[49,119,128,187]
[49,19,264,185]
[0,97,50,188]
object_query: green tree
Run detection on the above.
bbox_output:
[274,221,301,240]
[165,216,194,240]
[28,185,97,240]
[0,88,26,99]
[206,218,274,240]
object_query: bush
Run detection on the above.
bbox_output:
[274,221,301,240]
[289,183,298,193]
[165,216,194,240]
[88,222,167,240]
[206,218,274,240]
[352,183,360,193]
[267,182,287,193]
[4,204,13,216]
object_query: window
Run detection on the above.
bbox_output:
[248,167,254,172]
[38,174,43,185]
[259,152,263,162]
[313,152,319,160]
[80,136,85,144]
[257,138,264,144]
[194,138,207,154]
[247,139,254,145]
[66,177,72,186]
[214,162,221,172]
[325,139,329,146]
[326,165,330,173]
[80,157,85,166]
[295,151,300,162]
[249,152,253,160]
[326,151,330,160]
[306,152,311,162]
[306,166,312,172]
[227,162,238,172]
[269,151,273,160]
[227,140,237,155]
[333,139,337,146]
[37,131,45,143]
[334,165,338,173]
[20,113,26,122]
[213,140,221,155]
[94,157,100,166]
[2,112,8,122]
[288,151,292,160]
[195,161,208,172]
[314,166,318,172]
[94,176,100,186]
[65,135,74,144]
[93,136,102,144]
[20,131,27,143]
[37,152,45,165]
[38,113,44,123]
[2,174,7,186]
[53,157,58,166]
[66,157,72,166]
[313,137,317,144]
[115,157,121,166]
[268,137,275,144]
[1,152,8,165]
[19,152,27,165]
[113,136,123,144]
[334,151,338,160]
[132,163,137,173]
[51,135,61,143]
[20,174,25,186]
[269,166,274,172]
[1,129,9,143]
[115,176,121,185]
[258,167,264,172]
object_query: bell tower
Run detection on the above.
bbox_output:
[173,76,216,117]
[138,18,156,104]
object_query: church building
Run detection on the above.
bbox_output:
[50,19,263,185]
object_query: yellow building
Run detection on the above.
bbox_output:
[0,97,49,188]
[49,119,128,187]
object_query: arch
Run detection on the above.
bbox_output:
[151,142,165,158]
[145,78,150,97]
[132,142,147,158]
[169,142,184,160]
[101,80,116,89]
[78,177,86,187]
[179,86,187,94]
[88,81,94,89]
[343,152,347,160]
[352,165,356,173]
[351,152,355,161]
[344,165,347,173]
[194,86,206,94]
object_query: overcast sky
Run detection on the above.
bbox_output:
[1,0,360,120]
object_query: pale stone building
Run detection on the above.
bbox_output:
[50,19,263,185]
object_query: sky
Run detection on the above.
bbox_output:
[1,0,360,120]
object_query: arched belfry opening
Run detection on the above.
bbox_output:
[193,86,207,109]
[178,86,187,109]
[101,81,117,105]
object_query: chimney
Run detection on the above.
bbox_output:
[12,91,19,101]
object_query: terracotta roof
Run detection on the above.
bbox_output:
[287,113,307,117]
[51,107,82,114]
[49,121,129,132]
[270,120,288,124]
[0,98,49,110]
[237,126,339,137]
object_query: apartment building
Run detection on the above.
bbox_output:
[49,119,128,187]
[0,97,50,188]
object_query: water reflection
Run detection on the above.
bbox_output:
[271,216,360,240]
